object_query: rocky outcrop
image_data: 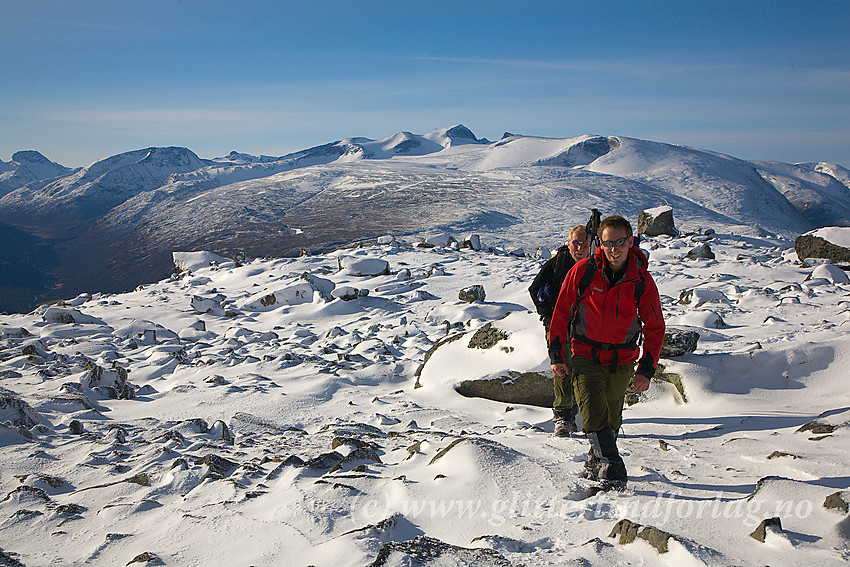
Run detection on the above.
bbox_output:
[795,229,850,264]
[455,371,553,408]
[638,206,678,237]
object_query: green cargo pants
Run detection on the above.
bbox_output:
[570,354,634,432]
[547,325,576,414]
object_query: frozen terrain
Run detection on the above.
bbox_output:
[1,225,849,566]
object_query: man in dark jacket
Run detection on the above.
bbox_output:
[529,225,590,436]
[548,215,665,490]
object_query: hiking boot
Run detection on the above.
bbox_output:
[587,425,628,484]
[581,449,600,480]
[597,479,627,492]
[553,418,578,437]
[552,409,578,437]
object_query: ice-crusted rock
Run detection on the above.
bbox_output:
[463,234,482,251]
[458,285,486,303]
[638,206,678,237]
[0,386,42,429]
[338,257,390,276]
[80,365,134,400]
[238,281,318,311]
[191,294,224,314]
[301,273,335,299]
[42,307,104,325]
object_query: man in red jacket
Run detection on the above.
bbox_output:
[548,215,665,491]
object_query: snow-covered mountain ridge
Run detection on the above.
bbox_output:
[0,125,848,313]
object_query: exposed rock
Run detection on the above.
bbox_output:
[467,323,508,349]
[677,288,728,307]
[637,206,678,237]
[795,229,850,264]
[0,387,41,429]
[685,243,715,260]
[196,454,238,479]
[824,491,850,514]
[331,286,369,301]
[455,370,553,408]
[661,327,700,357]
[749,516,782,543]
[458,285,486,303]
[609,518,676,553]
[463,234,482,251]
[42,307,103,325]
[368,535,511,567]
[0,547,26,567]
[127,551,164,565]
[80,365,134,400]
[69,420,85,435]
[306,451,344,470]
[796,419,836,435]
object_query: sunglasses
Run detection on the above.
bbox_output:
[600,237,629,248]
[570,240,589,247]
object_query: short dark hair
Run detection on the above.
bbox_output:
[598,215,633,238]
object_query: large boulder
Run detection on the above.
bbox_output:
[795,227,850,264]
[455,371,553,408]
[661,327,700,357]
[638,206,678,237]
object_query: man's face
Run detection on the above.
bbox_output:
[568,230,590,261]
[600,226,633,271]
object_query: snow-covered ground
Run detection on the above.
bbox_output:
[1,227,849,566]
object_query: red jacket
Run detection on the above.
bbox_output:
[548,246,665,377]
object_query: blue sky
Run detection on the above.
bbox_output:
[2,0,848,168]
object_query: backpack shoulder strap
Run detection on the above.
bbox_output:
[577,256,598,298]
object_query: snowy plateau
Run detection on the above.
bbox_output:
[0,126,849,566]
